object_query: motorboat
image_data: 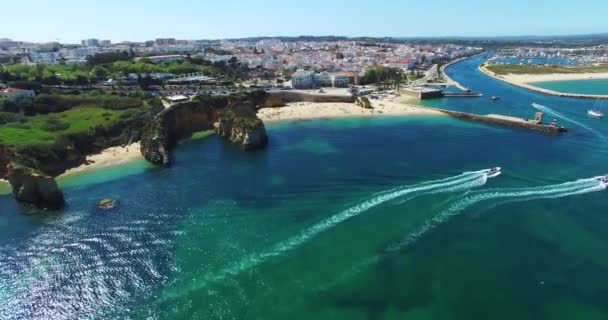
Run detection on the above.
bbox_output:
[485,167,502,178]
[596,175,608,184]
[588,110,604,118]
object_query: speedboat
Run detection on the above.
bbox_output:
[588,110,604,118]
[485,167,502,178]
[596,175,608,184]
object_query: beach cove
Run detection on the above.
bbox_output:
[2,55,608,319]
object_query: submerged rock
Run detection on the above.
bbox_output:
[98,198,117,210]
[6,162,65,210]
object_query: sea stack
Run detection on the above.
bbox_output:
[214,105,268,150]
[6,162,65,210]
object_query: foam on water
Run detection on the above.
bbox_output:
[159,170,493,301]
[321,177,606,291]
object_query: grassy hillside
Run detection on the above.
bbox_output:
[0,107,124,147]
[485,64,608,75]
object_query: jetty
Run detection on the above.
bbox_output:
[428,108,568,134]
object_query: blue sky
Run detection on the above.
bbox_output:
[2,0,607,43]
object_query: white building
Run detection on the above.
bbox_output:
[332,74,351,88]
[0,88,35,101]
[313,73,332,87]
[81,38,100,47]
[291,70,314,89]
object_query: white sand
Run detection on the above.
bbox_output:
[257,97,442,122]
[0,143,143,191]
[479,65,608,99]
[60,142,144,178]
[503,72,608,83]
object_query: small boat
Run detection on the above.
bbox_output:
[491,96,499,101]
[588,110,604,118]
[595,175,608,184]
[485,167,502,178]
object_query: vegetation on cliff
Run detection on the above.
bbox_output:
[0,92,162,177]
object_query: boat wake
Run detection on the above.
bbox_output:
[319,176,607,291]
[531,102,606,141]
[159,169,498,301]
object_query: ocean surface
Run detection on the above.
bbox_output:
[530,78,608,96]
[2,55,608,319]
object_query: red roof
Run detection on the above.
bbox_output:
[0,88,30,94]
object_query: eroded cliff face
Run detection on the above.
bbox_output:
[214,105,268,150]
[6,162,65,210]
[140,91,269,166]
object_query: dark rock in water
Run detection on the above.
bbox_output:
[214,105,268,150]
[6,162,65,210]
[98,198,117,210]
[140,91,269,166]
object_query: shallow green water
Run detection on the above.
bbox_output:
[1,56,608,319]
[530,78,608,95]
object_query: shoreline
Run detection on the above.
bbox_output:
[257,97,443,123]
[441,52,486,91]
[479,64,608,99]
[60,143,144,179]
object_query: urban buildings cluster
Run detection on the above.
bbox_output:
[0,37,482,88]
[492,45,608,65]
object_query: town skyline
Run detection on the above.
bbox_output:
[2,0,608,43]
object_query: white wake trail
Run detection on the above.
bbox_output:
[531,103,606,141]
[321,177,606,290]
[160,170,492,301]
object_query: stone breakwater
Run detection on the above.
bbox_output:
[431,107,567,134]
[479,65,608,100]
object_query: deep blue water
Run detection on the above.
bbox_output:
[1,55,608,319]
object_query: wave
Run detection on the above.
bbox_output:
[159,169,494,301]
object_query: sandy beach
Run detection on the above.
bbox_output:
[60,143,144,178]
[0,143,143,192]
[480,65,608,99]
[257,97,442,122]
[501,72,608,83]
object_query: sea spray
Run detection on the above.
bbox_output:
[321,177,606,290]
[159,169,494,301]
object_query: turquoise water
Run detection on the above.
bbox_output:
[2,56,608,319]
[530,78,608,95]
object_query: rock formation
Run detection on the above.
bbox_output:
[214,105,268,150]
[6,162,65,210]
[356,96,373,109]
[140,91,269,166]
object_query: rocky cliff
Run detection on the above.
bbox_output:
[140,91,269,166]
[6,162,65,210]
[214,105,268,150]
